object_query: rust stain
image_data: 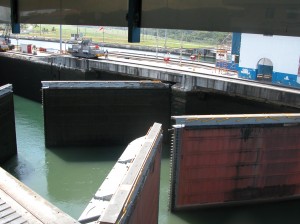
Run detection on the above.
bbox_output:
[240,127,253,141]
[173,125,300,209]
[228,185,297,201]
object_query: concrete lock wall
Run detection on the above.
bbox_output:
[0,54,146,103]
[0,84,17,163]
[79,123,163,224]
[2,54,300,116]
[170,114,300,210]
[171,88,300,116]
[39,55,300,110]
[0,55,86,102]
[42,81,170,147]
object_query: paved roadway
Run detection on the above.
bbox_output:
[10,38,236,77]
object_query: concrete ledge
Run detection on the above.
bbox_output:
[0,167,78,223]
[0,84,12,96]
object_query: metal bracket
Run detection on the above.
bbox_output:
[127,0,142,43]
[10,0,20,33]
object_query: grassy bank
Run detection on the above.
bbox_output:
[16,25,226,50]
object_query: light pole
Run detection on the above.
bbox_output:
[156,29,158,59]
[180,30,183,66]
[99,27,104,43]
[16,34,18,49]
[164,29,167,49]
[60,24,62,53]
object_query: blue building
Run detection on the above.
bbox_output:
[232,33,300,88]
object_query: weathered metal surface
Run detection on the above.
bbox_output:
[42,81,170,147]
[42,81,169,89]
[0,84,17,164]
[0,167,79,223]
[170,114,300,210]
[79,123,162,224]
[125,143,161,224]
[172,114,300,126]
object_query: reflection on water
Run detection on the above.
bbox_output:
[45,146,124,216]
[3,95,125,218]
[2,95,300,223]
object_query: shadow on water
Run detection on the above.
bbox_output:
[2,155,34,182]
[168,199,300,224]
[162,143,171,159]
[48,145,125,162]
[42,145,127,219]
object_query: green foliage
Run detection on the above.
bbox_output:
[143,29,230,45]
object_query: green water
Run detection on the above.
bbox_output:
[3,95,300,224]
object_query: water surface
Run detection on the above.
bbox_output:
[3,95,300,224]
